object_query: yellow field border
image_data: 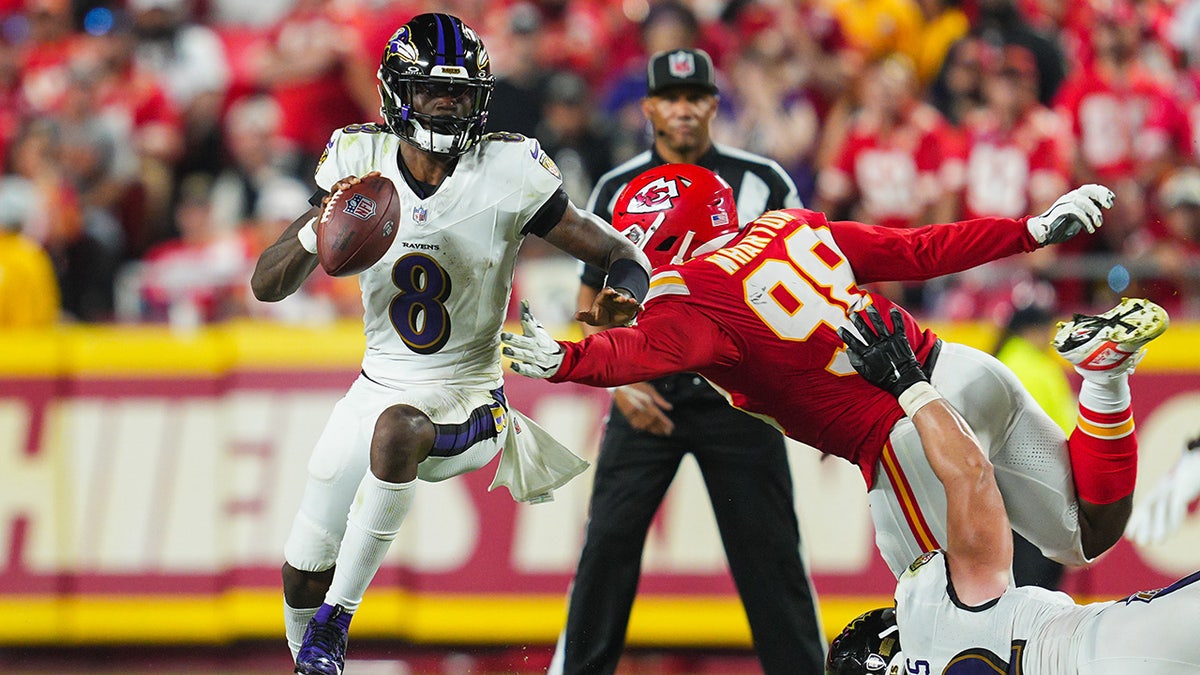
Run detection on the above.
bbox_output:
[1,320,1197,377]
[926,321,1200,372]
[0,592,900,647]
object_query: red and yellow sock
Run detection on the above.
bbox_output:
[1068,405,1137,504]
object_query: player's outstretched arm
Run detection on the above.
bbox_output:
[542,202,649,327]
[1126,435,1200,546]
[827,184,1115,286]
[505,300,727,387]
[839,306,1011,601]
[575,285,675,436]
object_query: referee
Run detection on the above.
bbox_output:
[549,48,825,675]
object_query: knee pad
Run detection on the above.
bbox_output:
[284,510,341,572]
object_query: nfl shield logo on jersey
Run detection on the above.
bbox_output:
[413,206,427,223]
[668,50,695,78]
[343,194,377,220]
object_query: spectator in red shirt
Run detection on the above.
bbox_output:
[1140,167,1200,317]
[57,59,135,264]
[130,0,232,186]
[816,56,966,309]
[248,0,376,163]
[932,45,1071,319]
[960,45,1069,221]
[16,0,81,113]
[816,56,965,229]
[140,173,256,325]
[0,31,27,171]
[67,26,185,255]
[1054,0,1191,251]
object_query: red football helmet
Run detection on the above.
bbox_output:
[611,163,739,268]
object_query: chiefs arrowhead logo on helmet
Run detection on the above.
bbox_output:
[613,164,739,268]
[627,176,685,214]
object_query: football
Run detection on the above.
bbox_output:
[317,175,401,277]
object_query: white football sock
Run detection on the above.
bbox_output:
[1078,374,1131,415]
[284,600,319,660]
[325,473,416,613]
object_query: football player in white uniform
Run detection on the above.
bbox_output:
[827,306,1200,675]
[250,13,650,675]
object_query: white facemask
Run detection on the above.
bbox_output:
[408,116,467,155]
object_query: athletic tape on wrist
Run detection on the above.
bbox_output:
[898,381,943,417]
[297,217,318,254]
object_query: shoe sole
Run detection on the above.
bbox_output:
[295,665,341,675]
[1053,298,1169,354]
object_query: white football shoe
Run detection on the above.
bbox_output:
[1053,298,1169,380]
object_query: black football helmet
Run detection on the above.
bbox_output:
[826,607,904,675]
[378,13,494,156]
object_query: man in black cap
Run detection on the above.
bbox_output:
[548,47,824,675]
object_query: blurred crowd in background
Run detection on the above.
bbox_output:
[1,0,1198,330]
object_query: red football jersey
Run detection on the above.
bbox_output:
[961,105,1070,219]
[824,105,965,228]
[553,208,1038,486]
[1054,65,1188,180]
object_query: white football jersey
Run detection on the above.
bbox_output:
[894,550,1107,674]
[314,124,564,388]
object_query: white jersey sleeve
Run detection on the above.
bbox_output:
[480,132,565,237]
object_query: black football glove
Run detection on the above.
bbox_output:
[837,305,929,399]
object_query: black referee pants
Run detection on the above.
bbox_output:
[558,375,825,675]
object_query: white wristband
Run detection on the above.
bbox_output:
[897,381,943,417]
[297,217,318,254]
